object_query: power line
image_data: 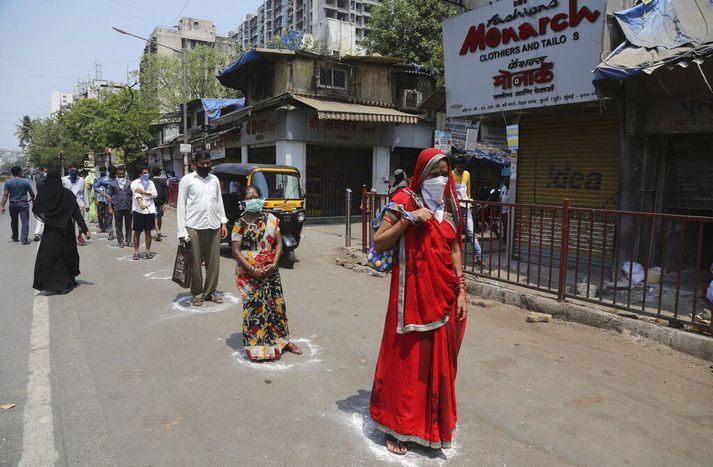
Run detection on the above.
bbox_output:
[172,0,191,24]
[42,0,171,22]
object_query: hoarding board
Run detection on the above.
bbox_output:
[443,0,606,117]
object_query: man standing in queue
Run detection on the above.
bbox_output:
[176,150,228,306]
[62,163,89,246]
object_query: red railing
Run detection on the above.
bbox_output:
[362,190,713,334]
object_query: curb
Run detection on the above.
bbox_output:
[468,278,713,362]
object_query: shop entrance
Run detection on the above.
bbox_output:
[306,145,372,217]
[248,145,276,165]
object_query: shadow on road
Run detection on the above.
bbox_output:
[226,333,243,352]
[336,389,447,460]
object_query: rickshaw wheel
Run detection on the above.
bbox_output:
[280,249,296,269]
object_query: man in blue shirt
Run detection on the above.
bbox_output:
[93,168,114,239]
[1,166,36,244]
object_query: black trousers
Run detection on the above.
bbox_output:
[113,209,132,244]
[98,202,112,231]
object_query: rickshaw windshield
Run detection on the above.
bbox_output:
[251,171,304,200]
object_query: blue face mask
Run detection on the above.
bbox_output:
[244,198,264,213]
[69,170,78,183]
[140,173,150,183]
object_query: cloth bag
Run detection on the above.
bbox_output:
[367,197,418,273]
[172,241,192,288]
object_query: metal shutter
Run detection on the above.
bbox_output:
[667,134,713,214]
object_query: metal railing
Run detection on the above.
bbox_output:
[361,189,713,334]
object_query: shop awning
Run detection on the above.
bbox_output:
[292,95,421,124]
[594,0,713,85]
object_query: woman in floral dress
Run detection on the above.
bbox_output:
[231,186,302,361]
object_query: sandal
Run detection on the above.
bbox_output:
[205,295,223,304]
[386,437,407,455]
[145,252,155,260]
[132,253,140,261]
[192,297,204,306]
[285,342,303,355]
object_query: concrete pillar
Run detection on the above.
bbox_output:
[372,145,391,193]
[241,145,248,164]
[276,140,307,191]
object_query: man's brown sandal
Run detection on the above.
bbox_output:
[205,295,223,304]
[192,297,204,306]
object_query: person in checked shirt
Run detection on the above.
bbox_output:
[176,150,228,306]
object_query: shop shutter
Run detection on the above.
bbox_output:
[515,109,621,270]
[306,144,372,217]
[667,134,713,215]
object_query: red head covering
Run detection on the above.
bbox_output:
[389,148,462,333]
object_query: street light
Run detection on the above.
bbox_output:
[112,26,190,176]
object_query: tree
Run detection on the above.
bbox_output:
[363,0,456,85]
[25,114,88,169]
[140,45,242,113]
[14,115,33,149]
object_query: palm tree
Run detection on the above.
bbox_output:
[14,115,33,148]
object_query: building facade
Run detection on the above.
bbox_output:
[50,91,75,114]
[233,0,384,53]
[144,17,236,58]
[74,79,126,100]
[215,48,435,217]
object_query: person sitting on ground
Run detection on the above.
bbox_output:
[231,186,302,361]
[33,169,91,294]
[130,167,158,260]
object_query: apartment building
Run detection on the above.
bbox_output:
[50,91,75,114]
[233,0,384,52]
[143,17,236,58]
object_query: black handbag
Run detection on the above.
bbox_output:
[172,241,192,288]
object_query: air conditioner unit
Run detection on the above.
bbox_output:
[401,89,423,108]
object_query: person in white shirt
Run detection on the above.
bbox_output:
[176,151,228,306]
[130,167,158,260]
[62,163,90,246]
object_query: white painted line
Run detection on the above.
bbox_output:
[18,293,58,466]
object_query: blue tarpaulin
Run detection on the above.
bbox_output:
[594,0,713,83]
[217,51,263,90]
[180,98,245,121]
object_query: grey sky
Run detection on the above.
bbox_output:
[0,0,262,149]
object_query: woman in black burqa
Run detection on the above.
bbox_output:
[32,169,90,294]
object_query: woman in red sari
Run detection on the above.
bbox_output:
[370,148,468,454]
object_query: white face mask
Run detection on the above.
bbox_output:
[421,176,448,205]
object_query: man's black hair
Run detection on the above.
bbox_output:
[10,166,21,176]
[69,163,79,170]
[140,166,150,173]
[151,166,162,176]
[194,150,211,162]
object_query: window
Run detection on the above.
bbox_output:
[253,66,274,101]
[319,67,347,89]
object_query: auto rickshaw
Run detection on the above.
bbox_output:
[213,163,306,268]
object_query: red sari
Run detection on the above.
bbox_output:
[370,148,467,449]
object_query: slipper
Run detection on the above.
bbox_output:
[192,297,204,306]
[133,253,140,261]
[145,252,155,260]
[386,438,407,455]
[205,295,223,304]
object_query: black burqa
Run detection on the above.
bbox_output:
[32,170,89,293]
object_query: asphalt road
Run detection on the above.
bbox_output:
[1,201,713,467]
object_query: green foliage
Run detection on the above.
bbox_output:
[24,88,158,168]
[140,44,242,113]
[14,115,33,149]
[363,0,456,85]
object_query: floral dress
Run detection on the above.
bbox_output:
[232,213,290,361]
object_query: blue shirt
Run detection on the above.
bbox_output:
[93,176,111,203]
[4,178,32,202]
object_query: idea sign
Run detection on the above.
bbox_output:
[443,0,606,117]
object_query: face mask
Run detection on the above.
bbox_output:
[421,176,448,205]
[140,174,150,183]
[196,166,210,177]
[244,198,264,213]
[69,170,78,183]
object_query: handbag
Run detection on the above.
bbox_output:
[367,195,419,273]
[172,241,192,288]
